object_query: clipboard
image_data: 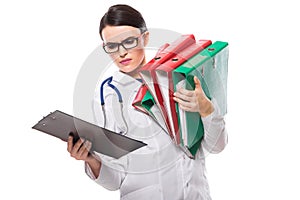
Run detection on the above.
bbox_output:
[32,110,147,159]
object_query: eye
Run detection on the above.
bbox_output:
[105,43,118,50]
[123,37,136,45]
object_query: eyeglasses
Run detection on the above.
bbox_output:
[103,35,142,54]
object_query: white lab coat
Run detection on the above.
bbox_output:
[85,71,228,200]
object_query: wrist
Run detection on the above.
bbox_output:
[199,100,214,117]
[86,156,101,168]
[86,157,102,178]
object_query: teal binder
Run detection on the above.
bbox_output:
[172,41,229,157]
[141,90,168,132]
[141,90,156,115]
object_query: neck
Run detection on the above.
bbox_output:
[125,58,146,79]
[127,71,141,79]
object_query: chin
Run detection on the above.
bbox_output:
[119,65,139,74]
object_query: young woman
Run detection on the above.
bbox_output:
[67,4,227,200]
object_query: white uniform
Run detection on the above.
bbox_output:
[85,71,228,200]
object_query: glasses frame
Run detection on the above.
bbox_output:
[102,34,144,54]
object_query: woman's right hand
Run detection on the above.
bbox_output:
[67,135,101,178]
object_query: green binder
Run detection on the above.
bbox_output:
[141,90,168,132]
[172,41,229,157]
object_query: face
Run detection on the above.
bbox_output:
[101,25,149,78]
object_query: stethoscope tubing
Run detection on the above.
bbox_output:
[100,76,128,135]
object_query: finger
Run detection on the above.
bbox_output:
[194,76,204,94]
[77,139,88,158]
[173,91,193,102]
[71,138,84,155]
[81,141,92,158]
[178,103,193,112]
[67,135,73,152]
[177,88,194,97]
[173,97,193,109]
[77,139,91,157]
[86,140,93,151]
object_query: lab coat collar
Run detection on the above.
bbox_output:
[112,71,142,88]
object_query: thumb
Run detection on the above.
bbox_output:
[194,76,205,95]
[194,76,202,91]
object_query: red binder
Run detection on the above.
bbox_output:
[138,34,196,141]
[132,84,149,115]
[139,34,195,73]
[155,40,212,144]
[132,43,170,114]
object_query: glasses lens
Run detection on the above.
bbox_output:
[104,43,119,53]
[122,37,138,49]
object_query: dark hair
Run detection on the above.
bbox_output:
[99,4,147,40]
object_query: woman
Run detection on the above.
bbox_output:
[67,4,227,200]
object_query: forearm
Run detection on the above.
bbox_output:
[86,157,102,178]
[201,99,228,153]
[198,99,214,117]
[85,155,126,191]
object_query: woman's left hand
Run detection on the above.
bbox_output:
[173,76,214,117]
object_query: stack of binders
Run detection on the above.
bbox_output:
[132,34,229,158]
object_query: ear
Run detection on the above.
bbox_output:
[142,31,150,47]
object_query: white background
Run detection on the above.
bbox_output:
[1,0,300,199]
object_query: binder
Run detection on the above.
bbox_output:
[132,43,171,114]
[138,34,196,140]
[155,40,212,145]
[32,110,147,159]
[132,86,168,132]
[141,90,168,132]
[172,41,229,157]
[132,84,149,115]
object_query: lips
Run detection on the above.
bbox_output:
[120,58,132,65]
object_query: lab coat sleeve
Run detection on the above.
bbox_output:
[84,155,126,191]
[201,98,228,154]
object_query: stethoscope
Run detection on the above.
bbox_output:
[100,76,128,135]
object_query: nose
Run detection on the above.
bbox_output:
[118,45,128,58]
